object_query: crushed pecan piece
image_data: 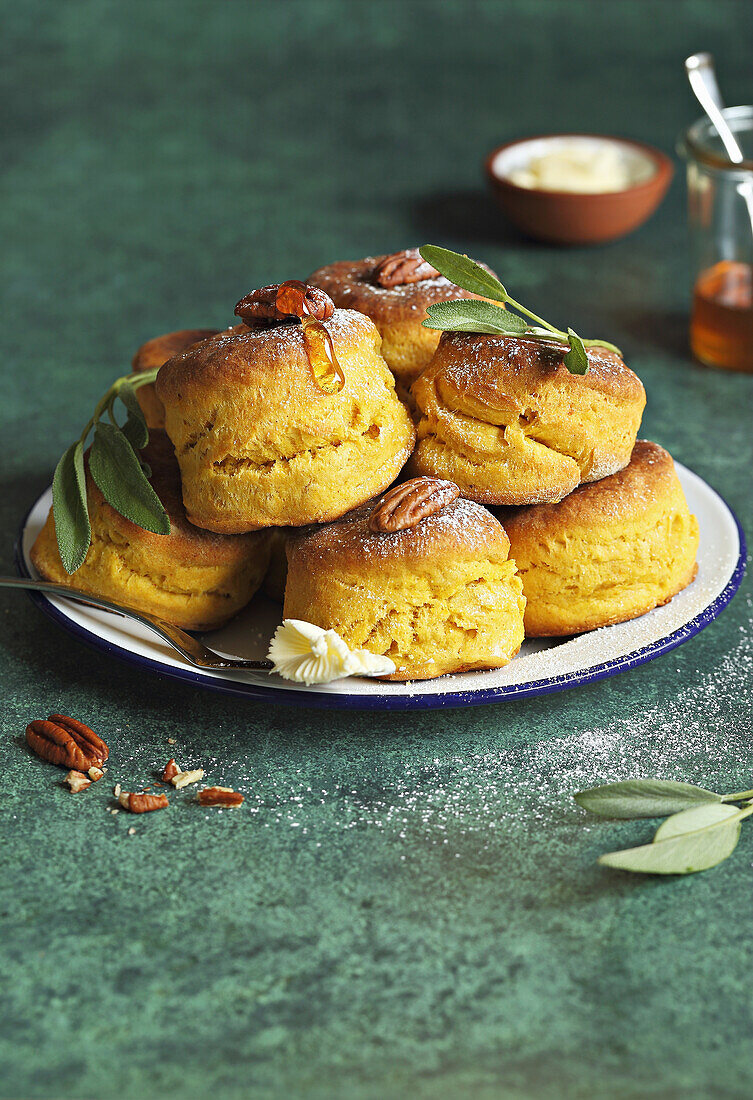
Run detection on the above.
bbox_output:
[374,249,440,288]
[161,758,180,782]
[171,768,204,789]
[369,477,460,533]
[88,766,105,782]
[118,791,169,814]
[26,715,109,771]
[235,281,334,327]
[197,786,244,807]
[64,770,91,793]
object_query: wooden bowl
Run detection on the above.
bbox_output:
[485,134,674,245]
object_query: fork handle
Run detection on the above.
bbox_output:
[0,575,132,615]
[0,575,272,671]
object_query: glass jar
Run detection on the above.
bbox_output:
[678,106,753,372]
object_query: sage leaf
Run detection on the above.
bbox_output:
[121,417,148,454]
[423,299,527,334]
[117,382,149,451]
[599,803,746,875]
[419,245,509,302]
[417,246,616,369]
[582,337,623,357]
[574,779,723,819]
[52,441,91,574]
[564,328,589,375]
[89,421,170,535]
[653,802,741,840]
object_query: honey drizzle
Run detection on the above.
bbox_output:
[276,279,345,394]
[300,316,345,394]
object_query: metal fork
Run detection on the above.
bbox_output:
[0,576,272,671]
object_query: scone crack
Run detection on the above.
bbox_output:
[89,531,239,600]
[416,435,578,504]
[208,421,398,475]
[423,402,594,472]
[323,573,518,653]
[181,419,217,454]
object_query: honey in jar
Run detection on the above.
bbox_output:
[691,260,753,373]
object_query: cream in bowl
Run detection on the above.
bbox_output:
[485,133,673,244]
[494,136,656,193]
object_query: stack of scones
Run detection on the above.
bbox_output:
[32,251,699,680]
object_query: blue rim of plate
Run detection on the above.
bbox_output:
[14,489,747,711]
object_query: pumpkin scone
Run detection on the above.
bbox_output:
[31,431,270,631]
[307,249,499,409]
[156,282,415,533]
[409,332,646,505]
[500,440,699,636]
[283,477,526,681]
[132,328,220,429]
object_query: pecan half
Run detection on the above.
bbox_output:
[374,249,440,288]
[197,786,244,807]
[26,715,109,771]
[161,758,180,782]
[369,478,460,533]
[118,791,169,814]
[235,281,334,327]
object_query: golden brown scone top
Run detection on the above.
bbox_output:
[156,309,394,407]
[93,431,258,564]
[132,329,220,374]
[306,255,498,326]
[288,493,511,571]
[500,441,679,532]
[427,331,645,412]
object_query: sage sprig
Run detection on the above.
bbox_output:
[574,779,725,819]
[52,367,170,574]
[419,244,620,375]
[575,778,753,875]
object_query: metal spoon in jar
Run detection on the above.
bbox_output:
[685,52,753,231]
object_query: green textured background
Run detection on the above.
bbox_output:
[2,2,752,1097]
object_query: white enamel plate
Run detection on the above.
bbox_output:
[17,464,745,709]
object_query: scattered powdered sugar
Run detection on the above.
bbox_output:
[517,620,753,811]
[436,331,635,396]
[175,614,751,864]
[293,494,508,566]
[307,256,490,322]
[189,308,377,365]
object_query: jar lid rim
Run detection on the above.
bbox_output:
[681,106,753,173]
